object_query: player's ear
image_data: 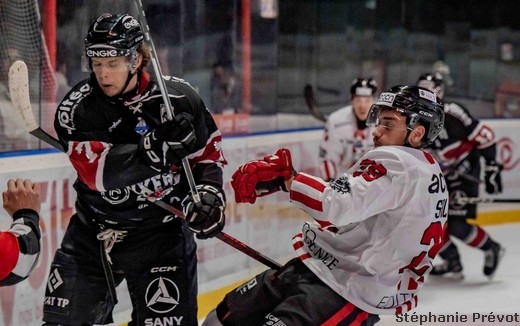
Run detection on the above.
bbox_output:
[130,55,143,73]
[409,125,426,147]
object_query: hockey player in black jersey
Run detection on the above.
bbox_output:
[417,72,505,280]
[43,13,227,325]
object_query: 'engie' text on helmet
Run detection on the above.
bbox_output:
[122,16,139,29]
[86,49,119,57]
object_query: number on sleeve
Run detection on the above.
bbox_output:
[352,159,387,182]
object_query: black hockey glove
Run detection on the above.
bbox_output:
[484,161,503,194]
[140,113,197,172]
[182,184,226,239]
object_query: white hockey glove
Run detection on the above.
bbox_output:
[139,113,197,172]
[182,184,226,239]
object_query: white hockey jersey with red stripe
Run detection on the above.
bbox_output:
[319,106,375,180]
[291,146,448,315]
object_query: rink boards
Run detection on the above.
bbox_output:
[0,119,519,326]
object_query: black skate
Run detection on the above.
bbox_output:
[483,242,505,280]
[429,259,463,280]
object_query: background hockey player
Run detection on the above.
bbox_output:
[417,72,505,280]
[319,78,378,181]
[0,178,41,286]
[43,13,227,325]
[203,85,448,325]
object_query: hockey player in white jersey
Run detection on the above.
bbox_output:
[319,78,378,181]
[202,85,448,326]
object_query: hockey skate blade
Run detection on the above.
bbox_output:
[428,272,464,282]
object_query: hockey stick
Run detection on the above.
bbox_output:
[132,0,201,205]
[456,197,520,204]
[316,86,341,96]
[303,84,327,122]
[457,173,483,185]
[8,61,65,152]
[8,60,280,269]
[151,200,281,269]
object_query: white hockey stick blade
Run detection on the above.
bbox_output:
[8,60,39,132]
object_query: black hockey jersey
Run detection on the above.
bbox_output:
[54,71,226,228]
[428,101,497,178]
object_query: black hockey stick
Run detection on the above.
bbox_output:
[152,200,281,269]
[132,0,202,205]
[316,86,341,96]
[8,60,281,270]
[456,197,520,204]
[303,84,327,122]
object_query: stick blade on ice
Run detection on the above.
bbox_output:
[8,60,38,132]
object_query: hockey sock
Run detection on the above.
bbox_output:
[462,225,492,250]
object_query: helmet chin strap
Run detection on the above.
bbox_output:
[403,130,413,147]
[115,68,140,98]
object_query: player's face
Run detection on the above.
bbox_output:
[352,96,375,121]
[91,56,135,97]
[371,109,408,147]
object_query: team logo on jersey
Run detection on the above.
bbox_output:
[330,175,351,194]
[101,188,131,204]
[145,277,180,313]
[450,189,468,210]
[135,117,149,135]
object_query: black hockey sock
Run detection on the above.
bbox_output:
[479,237,496,251]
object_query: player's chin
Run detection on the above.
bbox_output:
[101,85,119,97]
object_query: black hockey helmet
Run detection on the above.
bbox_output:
[350,78,378,98]
[85,13,144,58]
[367,85,445,147]
[416,72,444,98]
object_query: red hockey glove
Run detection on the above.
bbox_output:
[231,148,294,204]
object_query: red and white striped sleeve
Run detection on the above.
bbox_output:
[0,209,41,286]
